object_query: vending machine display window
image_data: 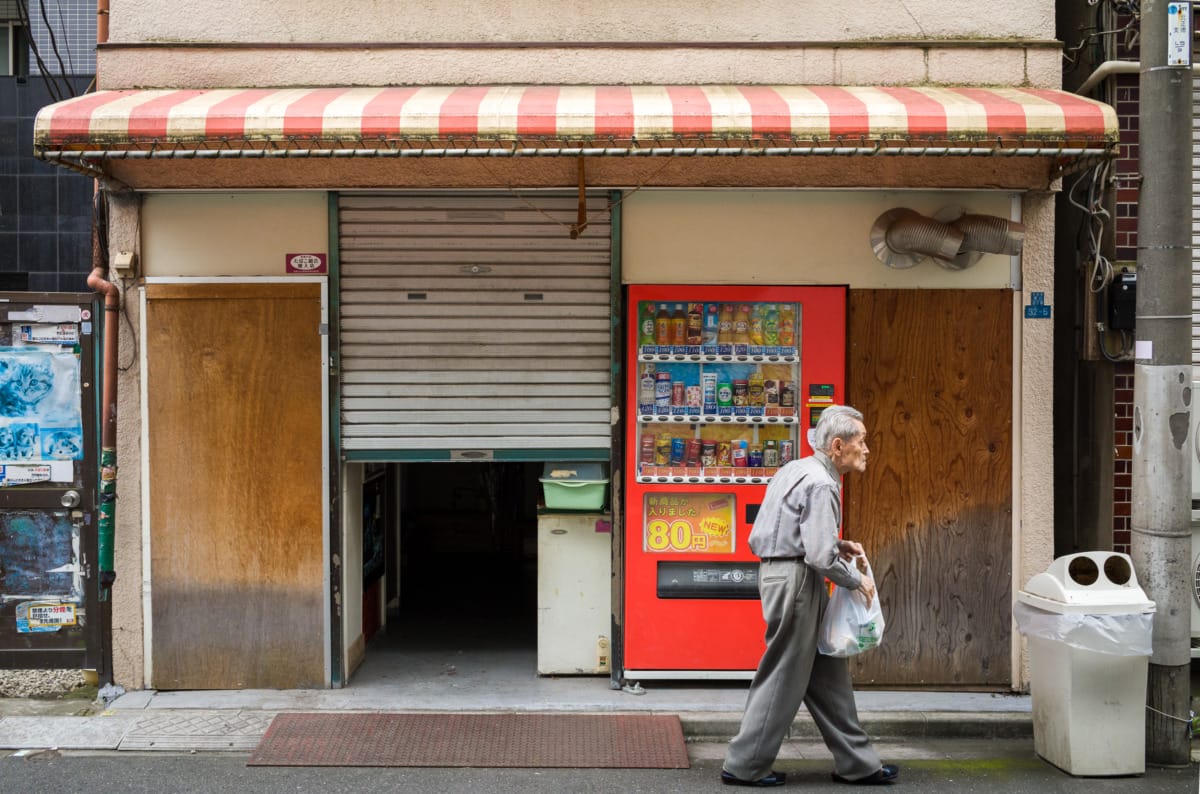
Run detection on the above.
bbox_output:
[624,285,846,676]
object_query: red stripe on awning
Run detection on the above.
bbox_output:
[947,88,1028,137]
[126,90,206,139]
[46,91,133,141]
[805,87,870,139]
[879,86,948,137]
[359,87,422,139]
[666,86,712,137]
[737,86,793,137]
[439,86,490,138]
[205,89,278,139]
[1018,88,1113,139]
[593,86,635,139]
[282,88,353,138]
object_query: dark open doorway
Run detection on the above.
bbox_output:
[352,462,542,685]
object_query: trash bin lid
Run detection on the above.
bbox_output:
[1016,552,1156,615]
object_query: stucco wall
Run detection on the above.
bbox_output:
[1014,190,1056,689]
[108,1,1055,43]
[100,1,1059,89]
[621,190,1018,288]
[103,191,144,689]
[96,46,1062,91]
[140,193,329,277]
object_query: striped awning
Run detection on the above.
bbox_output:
[34,85,1117,162]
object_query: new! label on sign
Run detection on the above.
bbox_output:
[285,253,328,274]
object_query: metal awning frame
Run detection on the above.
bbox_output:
[39,134,1114,162]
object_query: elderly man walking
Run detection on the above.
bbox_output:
[721,405,898,787]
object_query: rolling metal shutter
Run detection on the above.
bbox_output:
[337,192,613,460]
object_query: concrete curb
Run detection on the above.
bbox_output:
[679,710,1033,742]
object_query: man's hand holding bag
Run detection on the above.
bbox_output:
[818,558,885,657]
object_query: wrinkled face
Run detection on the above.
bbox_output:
[829,420,869,475]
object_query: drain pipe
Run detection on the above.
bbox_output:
[90,0,116,686]
[87,207,118,593]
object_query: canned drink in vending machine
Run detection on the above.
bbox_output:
[701,373,718,413]
[701,440,717,467]
[640,434,656,464]
[717,441,732,466]
[732,380,749,406]
[779,439,794,464]
[672,381,685,406]
[655,435,673,465]
[685,438,702,466]
[655,372,673,414]
[670,437,687,465]
[747,444,763,467]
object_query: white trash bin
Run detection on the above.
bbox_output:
[1013,551,1155,777]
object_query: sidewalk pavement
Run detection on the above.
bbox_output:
[0,680,1035,755]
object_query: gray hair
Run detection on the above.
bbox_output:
[812,405,865,453]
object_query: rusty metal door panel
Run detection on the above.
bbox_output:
[0,293,100,669]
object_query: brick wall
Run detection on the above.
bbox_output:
[1108,13,1139,555]
[1112,362,1134,553]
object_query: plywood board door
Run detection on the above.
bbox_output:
[146,283,324,689]
[846,289,1012,687]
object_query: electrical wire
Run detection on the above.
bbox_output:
[1067,159,1116,293]
[52,0,74,77]
[36,0,70,80]
[15,0,62,102]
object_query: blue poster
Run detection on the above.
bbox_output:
[0,348,83,463]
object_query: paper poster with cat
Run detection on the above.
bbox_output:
[0,349,83,463]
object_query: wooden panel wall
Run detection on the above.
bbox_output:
[147,283,324,689]
[846,289,1012,687]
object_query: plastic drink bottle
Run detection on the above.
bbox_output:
[654,303,671,345]
[638,303,656,346]
[718,304,734,343]
[686,303,704,344]
[703,304,720,344]
[639,365,656,413]
[778,304,795,347]
[749,304,765,345]
[762,304,779,345]
[670,303,687,345]
[733,304,751,344]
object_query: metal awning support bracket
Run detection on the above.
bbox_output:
[570,156,588,239]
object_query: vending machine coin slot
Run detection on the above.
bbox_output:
[656,562,760,599]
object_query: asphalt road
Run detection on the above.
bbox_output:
[0,746,1195,794]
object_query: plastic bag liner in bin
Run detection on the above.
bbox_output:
[1012,601,1152,656]
[1013,551,1155,656]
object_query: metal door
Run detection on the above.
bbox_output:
[0,293,99,669]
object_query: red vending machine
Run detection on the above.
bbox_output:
[623,285,846,677]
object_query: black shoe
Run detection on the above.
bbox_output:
[720,768,787,787]
[831,764,899,785]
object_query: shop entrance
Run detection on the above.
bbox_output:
[350,461,542,684]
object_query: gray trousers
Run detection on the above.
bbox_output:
[723,558,881,781]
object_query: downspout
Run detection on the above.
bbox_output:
[90,0,117,687]
[87,200,118,595]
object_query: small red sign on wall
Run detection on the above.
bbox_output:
[286,253,327,274]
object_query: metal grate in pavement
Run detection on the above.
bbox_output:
[247,712,690,768]
[119,710,275,752]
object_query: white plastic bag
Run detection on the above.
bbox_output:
[818,562,884,657]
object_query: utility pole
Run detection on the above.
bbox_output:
[1131,0,1193,766]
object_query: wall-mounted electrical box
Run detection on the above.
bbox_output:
[1108,270,1137,331]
